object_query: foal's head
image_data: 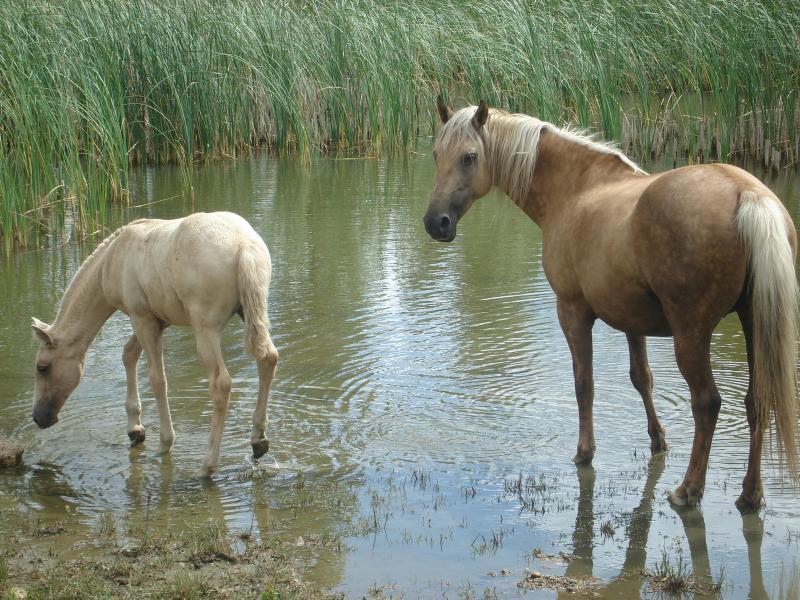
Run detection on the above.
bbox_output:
[423,97,492,242]
[30,318,83,428]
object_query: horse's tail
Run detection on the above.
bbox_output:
[737,190,799,480]
[237,241,272,359]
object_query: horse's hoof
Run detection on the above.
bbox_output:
[668,487,702,507]
[667,489,688,506]
[128,428,146,446]
[650,438,668,453]
[252,438,269,459]
[735,493,765,512]
[572,450,594,465]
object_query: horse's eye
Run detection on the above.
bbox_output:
[462,152,477,166]
[36,363,50,374]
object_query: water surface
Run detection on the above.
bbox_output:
[1,148,799,598]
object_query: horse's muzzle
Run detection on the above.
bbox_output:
[423,211,457,242]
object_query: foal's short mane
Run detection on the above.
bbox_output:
[54,223,129,322]
[435,107,645,204]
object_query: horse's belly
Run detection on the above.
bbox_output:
[589,290,672,337]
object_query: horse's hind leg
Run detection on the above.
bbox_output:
[669,329,721,506]
[123,334,145,445]
[626,334,667,452]
[194,327,232,478]
[735,307,765,510]
[557,299,597,464]
[251,335,278,459]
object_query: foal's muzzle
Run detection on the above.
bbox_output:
[32,407,58,429]
[423,211,457,242]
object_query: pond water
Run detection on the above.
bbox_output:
[1,147,799,598]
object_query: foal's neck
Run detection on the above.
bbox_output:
[52,240,116,353]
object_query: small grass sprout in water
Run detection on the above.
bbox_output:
[646,547,696,594]
[94,512,117,544]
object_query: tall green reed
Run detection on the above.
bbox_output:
[1,0,798,251]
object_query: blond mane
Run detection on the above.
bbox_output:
[435,107,645,205]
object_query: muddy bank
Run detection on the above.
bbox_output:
[0,521,339,600]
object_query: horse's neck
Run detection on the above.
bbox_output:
[502,128,636,227]
[52,244,116,352]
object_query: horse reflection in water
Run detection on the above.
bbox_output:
[424,98,799,508]
[554,459,772,598]
[30,212,278,478]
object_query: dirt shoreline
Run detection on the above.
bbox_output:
[0,523,340,600]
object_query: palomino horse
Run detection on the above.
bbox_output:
[31,212,278,477]
[424,97,799,509]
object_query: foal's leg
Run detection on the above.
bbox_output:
[194,327,232,478]
[251,336,278,459]
[735,307,765,510]
[669,330,721,506]
[130,317,175,455]
[557,299,596,464]
[626,334,667,452]
[123,334,146,445]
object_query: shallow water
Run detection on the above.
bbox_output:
[1,149,799,598]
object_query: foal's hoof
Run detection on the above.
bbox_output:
[128,428,146,446]
[252,438,269,459]
[197,466,216,479]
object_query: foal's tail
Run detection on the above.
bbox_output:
[737,191,799,480]
[238,241,272,359]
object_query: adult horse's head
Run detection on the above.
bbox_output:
[423,96,492,242]
[30,318,83,428]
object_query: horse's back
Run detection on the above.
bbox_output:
[104,212,269,327]
[177,212,267,251]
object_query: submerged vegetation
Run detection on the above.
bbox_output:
[1,0,799,249]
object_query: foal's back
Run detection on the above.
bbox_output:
[102,212,270,328]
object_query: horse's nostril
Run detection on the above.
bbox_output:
[439,214,451,231]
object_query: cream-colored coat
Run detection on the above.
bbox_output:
[31,211,278,477]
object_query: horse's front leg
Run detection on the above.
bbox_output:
[194,327,232,478]
[626,334,668,452]
[131,317,175,455]
[557,299,597,464]
[123,334,146,445]
[251,336,278,459]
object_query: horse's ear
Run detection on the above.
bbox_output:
[437,95,453,124]
[472,100,489,130]
[31,318,54,346]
